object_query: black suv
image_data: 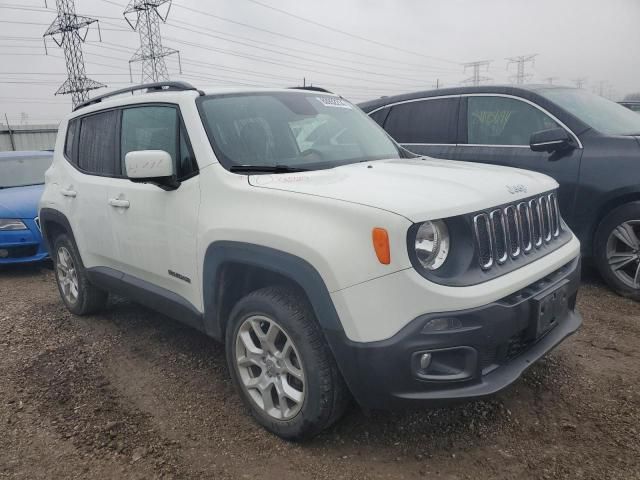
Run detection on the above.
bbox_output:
[360,85,640,299]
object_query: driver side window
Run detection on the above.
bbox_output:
[467,96,561,146]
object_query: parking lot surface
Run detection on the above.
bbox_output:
[1,265,639,480]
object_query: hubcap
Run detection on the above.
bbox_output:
[606,220,640,290]
[56,246,79,304]
[235,315,305,420]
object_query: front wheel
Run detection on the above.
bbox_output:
[594,202,640,300]
[225,286,349,440]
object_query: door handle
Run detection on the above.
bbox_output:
[108,198,130,208]
[60,188,77,198]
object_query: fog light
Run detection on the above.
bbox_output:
[422,317,463,333]
[419,353,432,370]
[412,347,477,381]
[0,249,8,258]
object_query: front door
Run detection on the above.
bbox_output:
[453,95,583,226]
[107,104,202,309]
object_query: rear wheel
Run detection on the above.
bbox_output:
[52,233,108,315]
[594,202,640,300]
[225,286,349,440]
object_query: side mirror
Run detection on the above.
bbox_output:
[124,150,179,190]
[529,128,574,153]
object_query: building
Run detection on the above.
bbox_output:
[0,123,58,152]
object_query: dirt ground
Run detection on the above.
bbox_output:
[0,264,639,480]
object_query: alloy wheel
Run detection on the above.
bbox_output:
[235,315,305,420]
[606,220,640,290]
[56,246,79,304]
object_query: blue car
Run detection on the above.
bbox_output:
[0,151,53,265]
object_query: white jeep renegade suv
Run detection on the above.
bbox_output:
[39,82,582,440]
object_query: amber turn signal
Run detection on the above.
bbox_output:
[372,228,391,265]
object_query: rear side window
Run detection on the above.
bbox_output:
[467,96,560,145]
[64,119,78,164]
[369,107,390,127]
[78,110,119,175]
[384,98,459,144]
[121,105,197,180]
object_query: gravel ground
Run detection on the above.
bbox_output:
[0,264,639,479]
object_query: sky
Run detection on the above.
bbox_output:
[0,0,639,125]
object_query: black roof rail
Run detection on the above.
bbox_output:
[288,86,334,94]
[74,81,204,111]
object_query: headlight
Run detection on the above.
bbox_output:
[414,220,449,270]
[0,219,27,231]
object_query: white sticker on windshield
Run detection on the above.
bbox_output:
[316,96,352,109]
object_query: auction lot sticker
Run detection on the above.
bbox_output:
[316,96,352,109]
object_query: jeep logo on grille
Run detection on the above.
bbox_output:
[506,184,528,194]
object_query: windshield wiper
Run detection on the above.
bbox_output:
[229,164,309,173]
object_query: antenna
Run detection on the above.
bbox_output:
[124,0,181,83]
[43,0,106,108]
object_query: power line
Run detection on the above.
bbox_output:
[80,41,416,95]
[243,0,460,65]
[167,2,461,73]
[0,20,52,26]
[161,36,432,90]
[163,18,459,75]
[162,34,441,87]
[158,19,459,81]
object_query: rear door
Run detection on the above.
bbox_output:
[62,110,121,269]
[107,104,201,309]
[370,96,460,159]
[454,95,583,223]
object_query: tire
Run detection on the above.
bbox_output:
[594,201,640,300]
[225,286,349,440]
[52,233,108,315]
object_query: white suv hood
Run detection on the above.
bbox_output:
[249,157,558,222]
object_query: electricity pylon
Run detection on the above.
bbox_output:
[572,77,588,89]
[462,60,491,86]
[124,0,181,83]
[43,0,105,108]
[506,54,538,85]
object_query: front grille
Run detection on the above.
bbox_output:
[473,192,562,270]
[505,332,534,361]
[480,332,534,373]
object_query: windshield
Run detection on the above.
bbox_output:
[0,154,52,188]
[539,88,640,135]
[198,92,401,171]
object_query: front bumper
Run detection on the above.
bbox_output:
[325,256,582,410]
[0,218,48,265]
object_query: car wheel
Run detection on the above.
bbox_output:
[225,286,349,440]
[594,201,640,300]
[52,233,108,315]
